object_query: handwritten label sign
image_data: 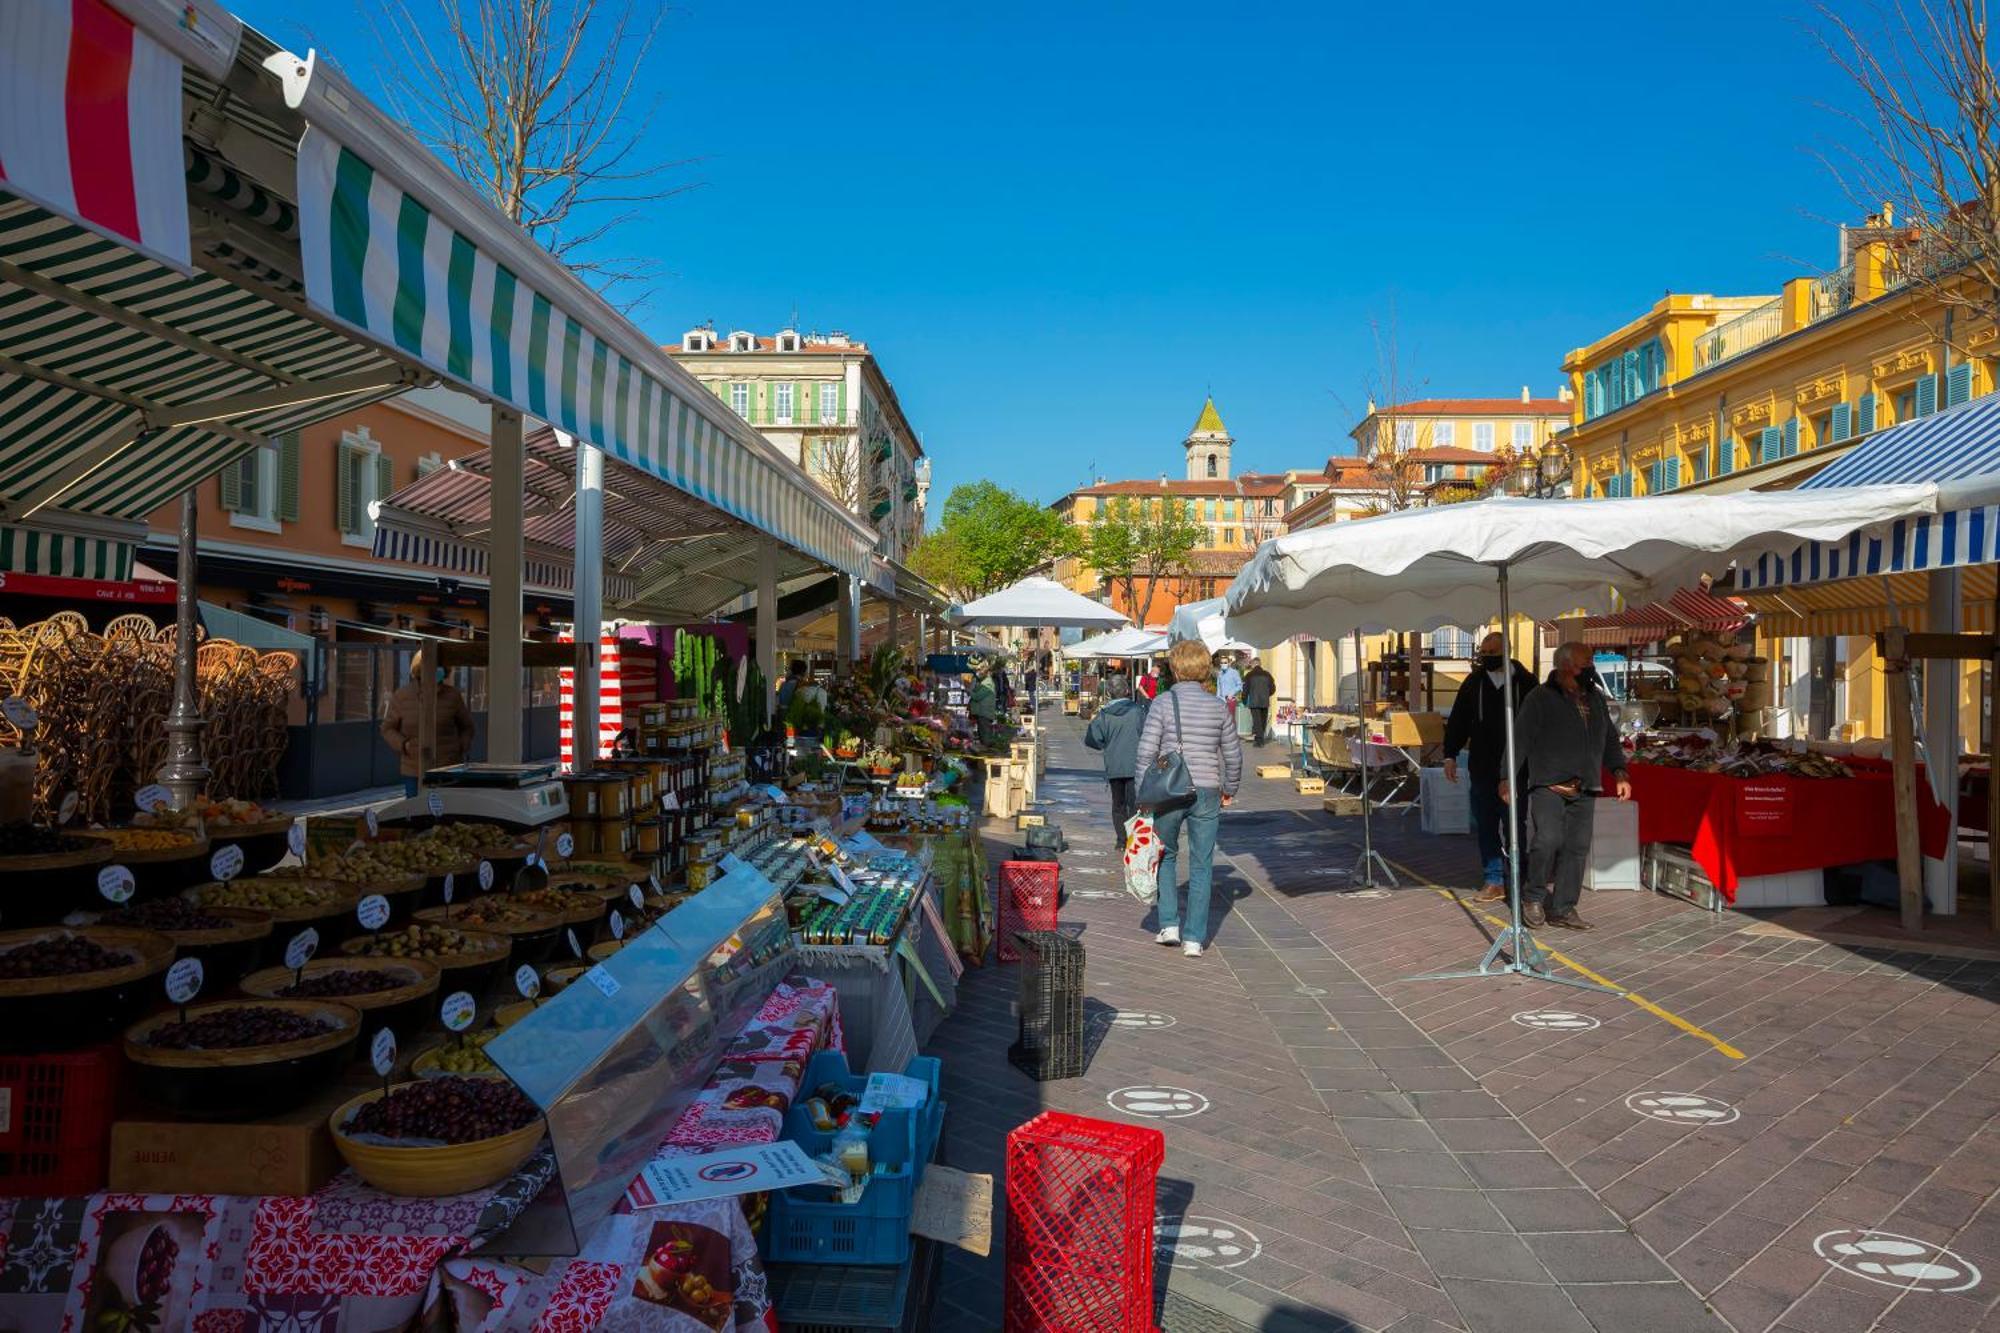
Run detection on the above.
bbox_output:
[427,791,444,818]
[566,928,583,959]
[551,832,573,859]
[134,784,170,814]
[1736,781,1793,837]
[441,873,455,904]
[209,843,244,882]
[164,957,203,1004]
[56,792,78,825]
[608,909,625,941]
[370,1028,398,1077]
[284,928,319,970]
[628,884,646,912]
[356,894,391,931]
[585,965,620,998]
[660,789,679,812]
[97,864,135,904]
[649,872,663,895]
[0,697,37,730]
[514,964,541,999]
[440,991,476,1031]
[363,808,378,838]
[477,860,495,890]
[286,822,307,859]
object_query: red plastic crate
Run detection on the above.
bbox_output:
[1004,1112,1164,1332]
[996,861,1060,962]
[0,1045,122,1197]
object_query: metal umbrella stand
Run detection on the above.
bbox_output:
[1350,628,1397,890]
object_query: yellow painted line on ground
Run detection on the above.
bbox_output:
[1387,861,1747,1061]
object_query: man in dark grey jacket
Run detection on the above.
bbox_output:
[1084,676,1148,851]
[1501,642,1631,931]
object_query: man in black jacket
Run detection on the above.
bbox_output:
[1240,657,1277,746]
[1501,642,1632,931]
[1441,632,1534,902]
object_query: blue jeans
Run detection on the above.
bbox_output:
[1467,772,1517,886]
[1154,788,1222,944]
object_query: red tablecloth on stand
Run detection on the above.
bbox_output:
[1628,760,1951,899]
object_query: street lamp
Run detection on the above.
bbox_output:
[1533,441,1572,498]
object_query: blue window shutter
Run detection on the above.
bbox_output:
[1947,363,1973,407]
[1623,349,1640,405]
[1782,418,1799,457]
[1759,426,1781,463]
[1830,402,1852,442]
[1666,457,1681,489]
[1858,393,1877,434]
[1916,373,1939,417]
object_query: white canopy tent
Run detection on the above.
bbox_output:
[1221,485,1965,991]
[951,576,1128,630]
[1066,626,1166,659]
[1167,597,1256,652]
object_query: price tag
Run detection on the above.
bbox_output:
[440,991,476,1031]
[829,862,860,900]
[134,784,170,814]
[97,864,135,904]
[555,831,574,858]
[356,893,391,931]
[0,697,36,730]
[56,792,78,824]
[477,860,495,890]
[164,957,204,1004]
[370,1028,398,1077]
[427,791,444,818]
[441,873,455,904]
[566,928,583,958]
[585,965,620,998]
[628,884,646,911]
[608,909,625,940]
[209,843,244,882]
[809,878,851,905]
[649,872,663,895]
[286,822,306,859]
[514,964,541,999]
[285,928,319,970]
[660,789,679,812]
[363,808,378,838]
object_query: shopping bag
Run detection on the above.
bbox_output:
[1122,814,1161,903]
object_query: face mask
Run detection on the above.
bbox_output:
[1576,667,1599,687]
[1476,654,1503,672]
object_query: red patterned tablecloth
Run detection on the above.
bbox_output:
[0,976,842,1333]
[1630,760,1950,898]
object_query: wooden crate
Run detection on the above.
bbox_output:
[1323,795,1364,817]
[1294,776,1326,795]
[1017,813,1046,830]
[1256,764,1291,779]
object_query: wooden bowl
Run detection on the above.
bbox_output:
[503,888,606,933]
[540,962,590,994]
[338,925,511,1004]
[414,902,564,970]
[586,938,624,963]
[0,834,116,925]
[238,956,440,1055]
[328,1076,545,1197]
[195,878,363,964]
[102,904,273,990]
[124,998,361,1118]
[93,828,213,901]
[0,925,176,1051]
[352,873,425,928]
[203,814,296,877]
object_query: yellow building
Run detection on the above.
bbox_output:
[1557,215,1992,744]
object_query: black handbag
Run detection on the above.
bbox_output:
[1135,689,1197,813]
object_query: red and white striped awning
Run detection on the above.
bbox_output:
[1546,587,1750,648]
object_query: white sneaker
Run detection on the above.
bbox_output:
[1156,927,1181,946]
[1183,941,1204,958]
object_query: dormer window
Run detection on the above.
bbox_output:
[776,330,801,352]
[729,331,755,352]
[682,330,713,352]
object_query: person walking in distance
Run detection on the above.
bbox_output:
[1132,639,1244,958]
[1240,656,1276,746]
[1084,674,1149,852]
[1215,653,1244,726]
[1136,663,1159,701]
[1502,642,1631,930]
[1442,632,1534,902]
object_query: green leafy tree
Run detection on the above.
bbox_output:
[907,482,1073,599]
[1086,494,1206,627]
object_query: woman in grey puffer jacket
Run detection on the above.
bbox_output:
[1131,640,1244,957]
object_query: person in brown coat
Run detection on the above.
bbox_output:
[381,653,476,796]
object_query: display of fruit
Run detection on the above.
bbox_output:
[420,1030,499,1074]
[509,889,596,919]
[562,862,635,878]
[345,1074,537,1143]
[193,799,276,827]
[432,898,556,929]
[143,1005,336,1050]
[0,934,135,979]
[134,1226,178,1305]
[91,827,198,852]
[346,924,502,960]
[306,841,472,881]
[198,878,347,912]
[103,897,238,932]
[415,822,521,853]
[0,827,103,857]
[279,968,416,998]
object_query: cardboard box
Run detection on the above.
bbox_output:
[109,1076,373,1197]
[1382,711,1445,747]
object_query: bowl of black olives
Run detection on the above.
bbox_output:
[123,998,361,1118]
[0,925,175,1051]
[329,1073,546,1195]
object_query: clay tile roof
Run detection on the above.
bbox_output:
[1404,445,1503,464]
[1378,398,1571,416]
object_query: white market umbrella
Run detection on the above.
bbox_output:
[1221,485,1950,992]
[1168,597,1255,652]
[1067,626,1166,659]
[952,576,1128,630]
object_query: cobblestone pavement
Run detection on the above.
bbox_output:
[925,710,2000,1332]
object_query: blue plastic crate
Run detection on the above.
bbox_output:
[766,1053,943,1266]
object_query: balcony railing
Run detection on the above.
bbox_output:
[1692,297,1784,372]
[726,405,859,429]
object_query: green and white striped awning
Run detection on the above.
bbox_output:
[0,525,135,581]
[293,127,880,585]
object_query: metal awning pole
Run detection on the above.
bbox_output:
[755,539,778,727]
[157,487,210,808]
[488,406,525,764]
[573,438,604,766]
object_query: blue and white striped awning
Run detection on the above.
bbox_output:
[1735,396,2000,592]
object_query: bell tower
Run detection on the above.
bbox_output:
[1185,397,1232,481]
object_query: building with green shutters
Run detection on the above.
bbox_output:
[669,327,927,559]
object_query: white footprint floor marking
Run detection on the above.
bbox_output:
[1512,1009,1601,1031]
[1108,1085,1209,1118]
[1812,1230,1981,1292]
[1625,1091,1741,1126]
[1155,1215,1262,1270]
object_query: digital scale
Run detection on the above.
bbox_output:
[382,762,569,830]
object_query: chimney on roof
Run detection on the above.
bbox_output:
[1520,385,1531,403]
[1366,396,1377,414]
[1558,385,1574,403]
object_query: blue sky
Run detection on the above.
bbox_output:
[233,1,1865,510]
